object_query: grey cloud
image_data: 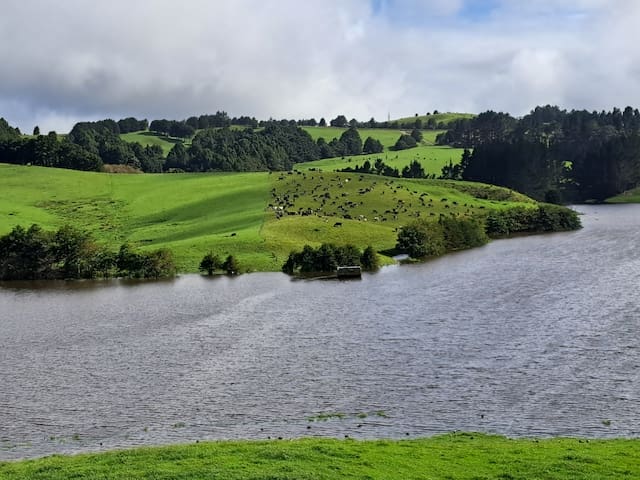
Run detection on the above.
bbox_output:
[0,0,639,132]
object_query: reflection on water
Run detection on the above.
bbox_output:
[1,205,639,460]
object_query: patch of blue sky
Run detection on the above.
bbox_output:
[370,0,501,26]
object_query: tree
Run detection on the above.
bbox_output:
[393,134,417,150]
[33,126,40,136]
[199,252,221,275]
[142,248,176,278]
[401,160,425,178]
[169,122,195,139]
[330,115,348,127]
[166,143,190,170]
[360,246,379,271]
[319,117,327,127]
[363,136,383,154]
[222,255,240,275]
[339,127,362,155]
[410,128,423,142]
[396,220,445,258]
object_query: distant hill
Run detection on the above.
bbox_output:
[392,112,476,126]
[0,164,538,272]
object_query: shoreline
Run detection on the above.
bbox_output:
[2,433,639,478]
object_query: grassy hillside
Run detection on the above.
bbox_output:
[0,164,535,272]
[299,127,465,176]
[120,131,185,155]
[1,434,639,479]
[393,112,476,125]
[118,127,466,177]
[0,165,273,271]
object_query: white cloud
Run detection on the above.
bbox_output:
[0,0,639,131]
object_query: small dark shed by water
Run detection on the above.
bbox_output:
[336,266,362,278]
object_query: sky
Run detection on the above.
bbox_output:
[1,0,639,133]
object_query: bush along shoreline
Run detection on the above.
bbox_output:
[0,224,176,281]
[281,204,581,275]
[395,204,581,261]
[1,204,579,281]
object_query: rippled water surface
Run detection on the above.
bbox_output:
[1,205,639,459]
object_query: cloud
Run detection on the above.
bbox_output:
[0,0,638,132]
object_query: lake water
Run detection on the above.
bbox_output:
[1,205,639,460]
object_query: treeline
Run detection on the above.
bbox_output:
[282,244,378,275]
[0,224,176,281]
[301,111,453,130]
[340,159,434,179]
[0,117,166,173]
[396,204,581,259]
[167,126,385,173]
[167,124,320,172]
[437,105,640,202]
[0,118,104,171]
[69,120,165,172]
[151,111,258,135]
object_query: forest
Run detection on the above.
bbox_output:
[437,106,640,201]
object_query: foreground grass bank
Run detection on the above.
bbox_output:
[1,434,639,479]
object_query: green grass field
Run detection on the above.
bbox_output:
[299,127,466,176]
[120,131,186,155]
[0,164,536,272]
[393,112,476,126]
[1,434,638,479]
[118,127,464,176]
[0,165,273,271]
[606,187,640,203]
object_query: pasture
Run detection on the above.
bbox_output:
[393,111,476,125]
[118,126,465,178]
[0,164,534,272]
[299,126,466,176]
[120,131,185,155]
[1,434,638,479]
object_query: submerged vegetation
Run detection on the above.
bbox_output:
[1,434,639,479]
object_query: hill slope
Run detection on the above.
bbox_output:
[0,164,538,272]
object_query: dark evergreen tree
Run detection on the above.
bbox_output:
[363,136,383,154]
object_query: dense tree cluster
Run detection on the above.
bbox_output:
[149,119,195,139]
[199,252,240,275]
[484,205,582,237]
[393,134,417,151]
[396,204,580,259]
[117,117,148,134]
[363,136,384,154]
[438,105,640,201]
[0,224,176,280]
[282,243,379,275]
[169,124,321,172]
[68,121,164,172]
[0,122,104,172]
[396,216,488,258]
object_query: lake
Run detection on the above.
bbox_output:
[1,204,639,460]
